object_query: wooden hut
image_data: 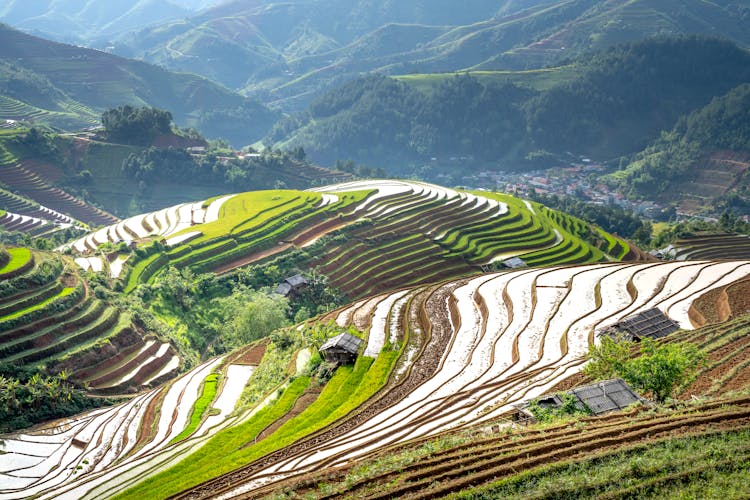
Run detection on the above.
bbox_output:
[319,333,364,365]
[275,274,309,297]
[515,378,644,421]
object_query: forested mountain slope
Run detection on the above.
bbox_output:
[610,83,750,214]
[268,37,750,170]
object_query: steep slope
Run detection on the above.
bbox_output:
[0,247,177,394]
[62,180,641,299]
[118,0,750,111]
[0,23,277,145]
[6,259,749,498]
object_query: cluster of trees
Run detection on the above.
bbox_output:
[8,127,61,162]
[651,211,750,249]
[101,106,173,146]
[127,262,343,358]
[0,366,101,432]
[531,193,650,243]
[121,146,311,191]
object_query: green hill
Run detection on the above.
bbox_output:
[0,23,277,146]
[268,37,750,171]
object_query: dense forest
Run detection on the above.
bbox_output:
[102,106,173,146]
[269,37,750,172]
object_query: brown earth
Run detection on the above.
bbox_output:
[249,387,322,446]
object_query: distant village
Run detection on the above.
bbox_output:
[439,159,667,219]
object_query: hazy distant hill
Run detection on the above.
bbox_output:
[267,37,750,171]
[0,23,277,146]
[115,0,750,111]
[0,0,219,44]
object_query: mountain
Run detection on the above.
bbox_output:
[115,0,750,111]
[0,0,220,45]
[267,37,750,172]
[609,83,750,215]
[0,23,277,146]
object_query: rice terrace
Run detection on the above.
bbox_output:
[0,179,749,499]
[2,2,750,497]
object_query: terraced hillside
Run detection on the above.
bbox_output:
[0,246,177,394]
[0,129,118,227]
[0,159,118,227]
[66,180,642,299]
[6,260,748,499]
[260,313,750,499]
[257,396,750,499]
[674,233,750,261]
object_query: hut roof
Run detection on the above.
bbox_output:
[609,308,680,341]
[520,378,644,418]
[569,378,643,415]
[275,282,293,296]
[285,274,309,288]
[502,257,527,269]
[320,333,364,355]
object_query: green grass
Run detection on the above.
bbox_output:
[116,376,311,500]
[123,253,166,293]
[170,373,220,444]
[0,287,75,322]
[395,65,579,94]
[457,429,750,499]
[0,248,32,276]
[120,348,400,499]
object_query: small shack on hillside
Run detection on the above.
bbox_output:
[275,274,309,297]
[516,378,644,422]
[319,333,364,365]
[501,257,527,269]
[600,308,680,342]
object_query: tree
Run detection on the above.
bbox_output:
[585,336,705,403]
[222,290,290,348]
[624,339,704,403]
[583,334,632,380]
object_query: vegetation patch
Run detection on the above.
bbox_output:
[169,372,220,444]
